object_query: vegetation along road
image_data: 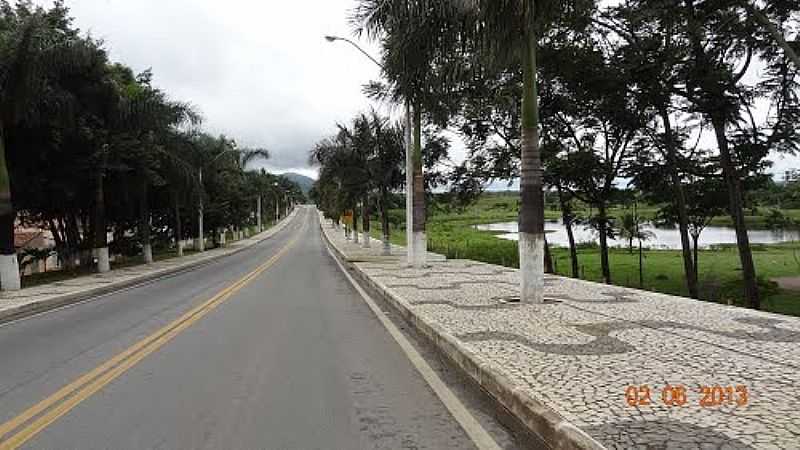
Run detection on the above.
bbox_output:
[0,208,536,449]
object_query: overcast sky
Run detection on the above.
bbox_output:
[41,0,390,178]
[38,1,800,183]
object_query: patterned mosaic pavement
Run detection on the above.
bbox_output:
[322,217,800,450]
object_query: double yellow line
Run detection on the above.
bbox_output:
[0,234,299,450]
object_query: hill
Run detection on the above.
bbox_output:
[281,172,315,195]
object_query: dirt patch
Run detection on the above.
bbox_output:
[772,276,800,291]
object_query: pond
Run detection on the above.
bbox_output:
[474,220,800,249]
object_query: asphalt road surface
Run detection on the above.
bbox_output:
[0,207,536,450]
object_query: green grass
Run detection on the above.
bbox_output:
[369,193,800,317]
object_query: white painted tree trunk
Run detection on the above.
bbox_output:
[411,232,427,268]
[195,237,204,252]
[176,241,184,257]
[519,232,545,303]
[219,232,226,245]
[362,232,370,248]
[382,236,391,256]
[353,228,359,244]
[0,254,21,291]
[95,247,110,272]
[143,243,153,264]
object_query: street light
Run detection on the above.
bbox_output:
[325,35,411,259]
[197,148,241,252]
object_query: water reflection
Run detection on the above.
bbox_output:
[475,220,800,249]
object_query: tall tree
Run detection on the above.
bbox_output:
[0,1,96,289]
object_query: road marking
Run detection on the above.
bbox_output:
[0,224,302,450]
[325,236,503,450]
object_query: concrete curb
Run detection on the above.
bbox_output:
[320,218,606,450]
[0,209,299,325]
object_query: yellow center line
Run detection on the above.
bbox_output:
[0,219,302,450]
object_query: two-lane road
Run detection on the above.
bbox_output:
[0,207,523,449]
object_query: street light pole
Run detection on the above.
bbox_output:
[197,148,243,252]
[325,35,414,264]
[197,167,205,252]
[257,195,262,232]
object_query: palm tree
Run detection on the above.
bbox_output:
[0,4,97,289]
[465,0,593,302]
[353,0,466,267]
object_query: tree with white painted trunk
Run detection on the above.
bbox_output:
[353,0,467,268]
[0,4,102,289]
[462,0,593,302]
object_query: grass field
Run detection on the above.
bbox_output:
[367,193,800,317]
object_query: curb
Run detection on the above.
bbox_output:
[320,218,606,450]
[0,209,299,325]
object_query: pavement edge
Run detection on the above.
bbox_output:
[319,217,607,450]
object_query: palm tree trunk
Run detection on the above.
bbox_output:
[411,104,426,267]
[598,203,611,284]
[661,109,699,298]
[519,9,545,303]
[711,115,760,308]
[0,122,20,290]
[93,168,110,272]
[139,175,153,264]
[361,194,370,248]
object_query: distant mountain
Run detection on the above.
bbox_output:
[281,172,315,195]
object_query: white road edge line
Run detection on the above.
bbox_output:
[325,236,503,450]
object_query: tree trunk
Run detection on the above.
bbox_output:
[638,240,644,288]
[711,115,760,308]
[692,233,700,284]
[411,104,426,267]
[361,194,370,248]
[380,186,391,255]
[557,187,579,278]
[0,121,19,290]
[661,109,699,298]
[747,3,800,68]
[139,175,152,264]
[544,237,554,274]
[598,203,612,284]
[519,8,545,303]
[174,193,183,257]
[93,167,110,273]
[352,204,359,244]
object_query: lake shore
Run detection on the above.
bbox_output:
[369,193,800,317]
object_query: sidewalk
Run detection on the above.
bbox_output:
[0,210,298,323]
[321,214,800,450]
